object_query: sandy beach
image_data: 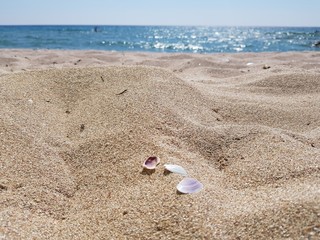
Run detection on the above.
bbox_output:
[0,49,319,239]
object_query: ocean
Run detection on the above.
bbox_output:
[0,25,319,53]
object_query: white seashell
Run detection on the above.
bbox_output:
[142,156,160,169]
[164,164,188,176]
[176,177,203,194]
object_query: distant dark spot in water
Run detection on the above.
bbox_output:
[93,26,103,32]
[314,41,320,47]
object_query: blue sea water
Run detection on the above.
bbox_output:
[0,25,319,53]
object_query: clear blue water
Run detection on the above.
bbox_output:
[0,25,319,53]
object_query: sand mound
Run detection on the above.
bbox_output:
[0,51,320,239]
[247,72,320,94]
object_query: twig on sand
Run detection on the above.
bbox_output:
[116,89,128,95]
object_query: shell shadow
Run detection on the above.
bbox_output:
[163,169,172,176]
[140,168,156,175]
[176,190,185,195]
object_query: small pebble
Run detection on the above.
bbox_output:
[263,65,271,69]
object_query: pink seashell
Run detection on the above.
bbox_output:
[142,156,160,169]
[176,177,203,194]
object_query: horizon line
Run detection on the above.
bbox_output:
[0,24,319,28]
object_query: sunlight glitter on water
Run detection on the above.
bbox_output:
[0,25,319,52]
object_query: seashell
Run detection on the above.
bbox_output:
[142,156,160,169]
[164,164,188,176]
[176,177,203,194]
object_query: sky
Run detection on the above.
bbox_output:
[0,0,319,27]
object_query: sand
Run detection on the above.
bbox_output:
[0,49,319,239]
